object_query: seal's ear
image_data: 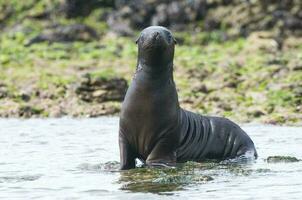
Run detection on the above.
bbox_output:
[173,37,177,45]
[135,36,139,44]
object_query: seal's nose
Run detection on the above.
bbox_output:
[152,31,160,40]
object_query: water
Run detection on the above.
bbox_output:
[0,117,301,199]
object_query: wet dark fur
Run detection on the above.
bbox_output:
[119,26,257,170]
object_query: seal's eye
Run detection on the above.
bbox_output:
[135,34,143,44]
[168,34,177,44]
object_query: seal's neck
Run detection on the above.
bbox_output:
[136,60,174,78]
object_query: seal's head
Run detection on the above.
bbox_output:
[136,26,177,69]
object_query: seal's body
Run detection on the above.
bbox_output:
[119,26,257,170]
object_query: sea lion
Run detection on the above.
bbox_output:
[119,26,257,170]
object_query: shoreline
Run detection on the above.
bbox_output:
[0,107,301,126]
[0,115,301,127]
[1,1,301,126]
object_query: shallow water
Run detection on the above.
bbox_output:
[0,117,301,199]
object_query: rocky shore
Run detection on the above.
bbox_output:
[0,0,301,124]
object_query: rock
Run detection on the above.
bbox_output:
[89,0,302,39]
[205,0,302,40]
[7,23,35,37]
[75,73,128,103]
[45,101,67,117]
[266,156,300,163]
[263,114,287,125]
[0,3,13,24]
[20,93,31,102]
[87,103,120,117]
[288,58,302,71]
[107,13,134,36]
[187,67,210,80]
[283,36,302,50]
[0,84,8,99]
[60,0,114,18]
[26,24,98,46]
[152,0,207,29]
[17,90,32,102]
[293,65,302,71]
[284,16,302,30]
[192,84,210,94]
[293,87,302,98]
[247,108,265,118]
[92,90,107,98]
[217,102,232,111]
[246,32,279,53]
[108,1,154,30]
[107,0,207,32]
[296,105,302,113]
[18,105,43,118]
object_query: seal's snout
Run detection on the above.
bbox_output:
[153,31,160,40]
[151,31,165,44]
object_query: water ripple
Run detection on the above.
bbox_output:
[77,161,120,173]
[0,175,42,183]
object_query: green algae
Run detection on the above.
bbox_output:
[118,162,214,193]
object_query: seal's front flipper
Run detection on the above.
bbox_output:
[119,135,136,170]
[146,139,177,168]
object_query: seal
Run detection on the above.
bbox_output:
[119,26,257,170]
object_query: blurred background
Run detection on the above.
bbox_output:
[0,0,301,124]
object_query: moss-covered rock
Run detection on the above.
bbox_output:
[119,163,214,193]
[26,24,99,46]
[0,0,301,124]
[75,73,128,103]
[266,156,300,163]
